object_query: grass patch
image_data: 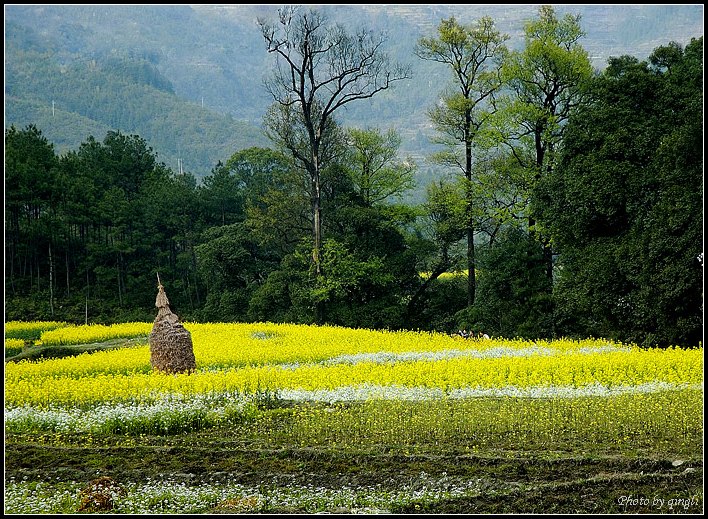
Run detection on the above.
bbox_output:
[4,336,148,363]
[5,396,703,514]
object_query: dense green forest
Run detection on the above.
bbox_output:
[4,7,703,348]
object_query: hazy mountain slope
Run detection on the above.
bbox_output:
[5,96,115,154]
[4,4,703,184]
[4,8,271,177]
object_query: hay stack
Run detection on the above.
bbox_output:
[149,274,196,374]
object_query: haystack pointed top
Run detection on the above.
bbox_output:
[155,272,170,309]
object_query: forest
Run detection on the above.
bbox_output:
[4,7,703,349]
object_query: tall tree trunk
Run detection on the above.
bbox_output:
[191,246,201,306]
[49,243,54,316]
[467,225,476,307]
[116,253,123,307]
[532,134,554,284]
[312,173,322,277]
[85,269,90,325]
[312,167,325,325]
[8,239,15,295]
[543,242,553,282]
[65,247,70,297]
[465,117,476,308]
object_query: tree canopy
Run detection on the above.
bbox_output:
[532,37,703,347]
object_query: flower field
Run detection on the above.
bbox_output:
[5,320,68,342]
[4,321,704,514]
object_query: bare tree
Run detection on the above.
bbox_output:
[258,5,410,322]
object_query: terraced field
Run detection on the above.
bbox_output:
[4,321,703,514]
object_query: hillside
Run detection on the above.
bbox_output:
[4,4,703,184]
[4,16,270,176]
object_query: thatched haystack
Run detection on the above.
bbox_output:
[149,274,196,374]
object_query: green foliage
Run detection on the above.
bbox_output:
[458,226,553,339]
[408,275,468,333]
[423,179,467,250]
[417,15,508,159]
[533,37,703,347]
[247,243,314,324]
[344,127,416,206]
[493,4,594,209]
[313,238,405,329]
[243,155,423,329]
[247,209,420,329]
[195,223,280,322]
[5,125,204,323]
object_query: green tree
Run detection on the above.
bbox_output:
[5,126,200,323]
[321,130,420,328]
[195,147,292,322]
[69,131,161,310]
[493,5,593,284]
[195,223,279,322]
[533,38,703,347]
[240,149,311,258]
[416,16,508,309]
[463,225,553,339]
[258,5,410,322]
[199,161,244,227]
[344,127,416,207]
[404,178,467,328]
[223,147,293,214]
[5,124,60,312]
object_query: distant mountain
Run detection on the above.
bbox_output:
[4,11,270,177]
[4,4,703,185]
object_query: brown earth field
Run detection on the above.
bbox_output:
[5,417,703,514]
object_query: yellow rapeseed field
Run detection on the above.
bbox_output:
[4,321,703,408]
